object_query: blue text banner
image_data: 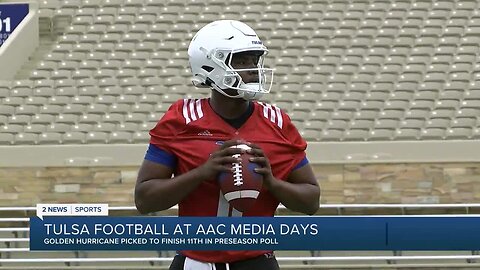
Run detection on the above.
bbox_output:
[30,216,480,251]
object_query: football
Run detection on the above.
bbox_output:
[217,144,263,212]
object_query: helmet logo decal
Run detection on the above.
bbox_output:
[252,40,262,45]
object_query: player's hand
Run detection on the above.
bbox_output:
[196,139,246,181]
[245,142,275,187]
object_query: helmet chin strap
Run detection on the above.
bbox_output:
[212,84,244,99]
[212,83,264,100]
[238,83,264,100]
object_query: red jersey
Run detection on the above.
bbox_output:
[149,98,307,262]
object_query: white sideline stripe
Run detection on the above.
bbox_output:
[3,214,480,224]
[224,190,260,201]
[0,218,29,222]
[0,207,36,211]
[278,255,480,261]
[4,204,480,212]
[0,238,29,242]
[0,258,172,263]
[1,255,480,263]
[0,248,29,252]
[0,227,28,231]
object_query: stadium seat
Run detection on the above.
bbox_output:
[349,119,374,130]
[319,130,343,141]
[87,104,109,114]
[405,109,429,120]
[375,119,399,129]
[123,86,145,95]
[31,114,55,125]
[0,133,14,145]
[445,127,472,139]
[117,122,138,132]
[14,133,38,145]
[38,132,63,144]
[62,132,86,144]
[2,124,23,133]
[410,100,435,111]
[24,124,46,133]
[108,103,130,114]
[451,117,476,128]
[132,131,149,143]
[379,109,405,120]
[15,105,38,116]
[101,113,124,124]
[71,123,93,133]
[95,95,117,106]
[8,115,31,125]
[56,114,79,125]
[108,131,132,143]
[343,129,369,141]
[85,131,109,143]
[429,109,455,119]
[465,89,480,99]
[435,99,460,110]
[46,123,71,133]
[456,108,479,118]
[394,128,421,140]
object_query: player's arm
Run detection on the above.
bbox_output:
[135,140,245,214]
[247,144,320,215]
[282,162,320,215]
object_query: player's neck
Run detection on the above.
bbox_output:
[209,91,250,119]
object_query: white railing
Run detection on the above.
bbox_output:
[3,203,480,213]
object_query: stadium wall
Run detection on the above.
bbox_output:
[1,163,479,207]
[1,141,480,167]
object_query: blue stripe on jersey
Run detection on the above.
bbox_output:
[145,144,177,168]
[293,157,309,171]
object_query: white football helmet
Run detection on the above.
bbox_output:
[188,20,274,100]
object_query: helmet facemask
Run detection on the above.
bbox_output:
[223,50,274,100]
[188,20,275,100]
[198,48,274,100]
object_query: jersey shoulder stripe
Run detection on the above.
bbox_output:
[258,102,283,128]
[181,98,204,125]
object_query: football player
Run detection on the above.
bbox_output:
[135,20,320,270]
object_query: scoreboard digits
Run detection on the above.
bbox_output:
[0,14,12,45]
[0,16,12,32]
[0,4,30,47]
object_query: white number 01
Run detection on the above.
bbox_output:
[0,17,12,33]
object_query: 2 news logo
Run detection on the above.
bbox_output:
[36,204,109,219]
[41,206,104,213]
